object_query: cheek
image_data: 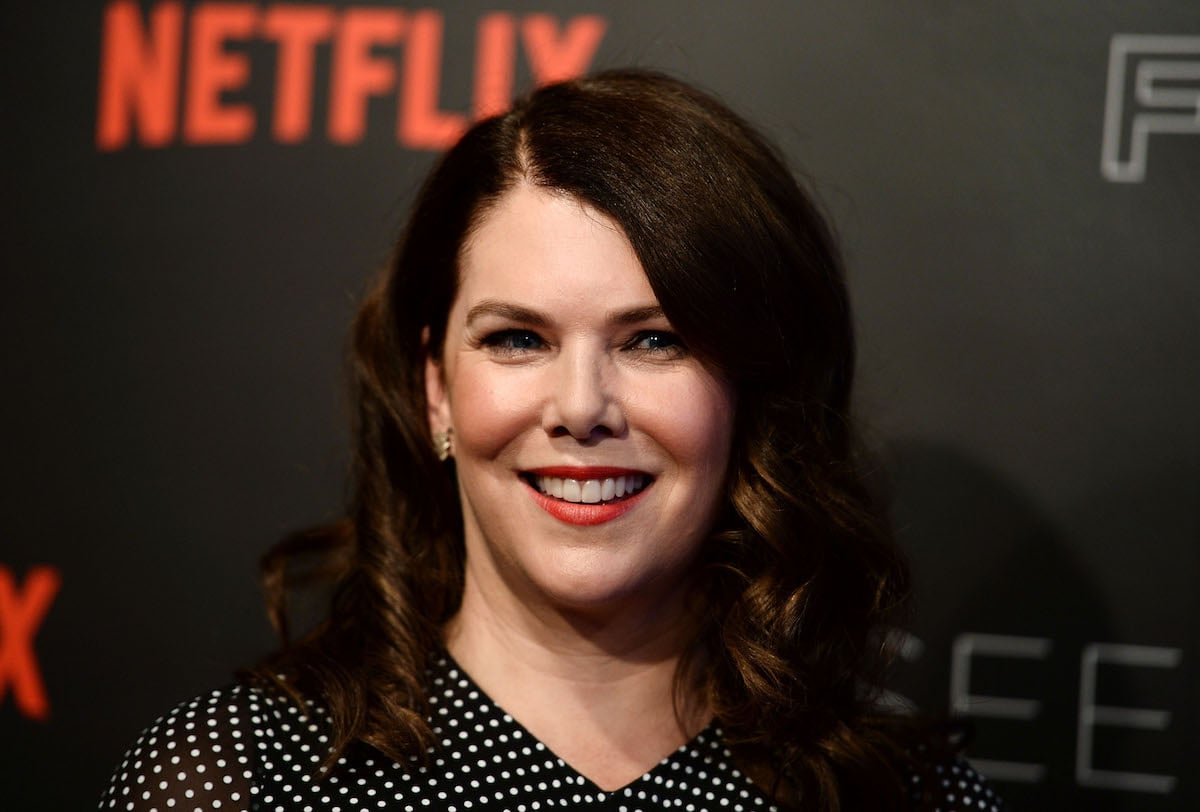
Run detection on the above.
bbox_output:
[639,373,735,474]
[448,362,536,460]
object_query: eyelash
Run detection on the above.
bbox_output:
[478,329,686,357]
[626,330,684,355]
[480,330,545,354]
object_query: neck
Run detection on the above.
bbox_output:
[442,569,711,790]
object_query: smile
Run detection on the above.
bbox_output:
[529,473,649,504]
[520,467,654,525]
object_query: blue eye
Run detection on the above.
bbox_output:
[629,331,684,353]
[482,330,544,352]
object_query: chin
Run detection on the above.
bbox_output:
[523,554,691,619]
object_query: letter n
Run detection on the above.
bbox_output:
[96,1,184,150]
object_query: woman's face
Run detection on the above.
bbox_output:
[426,184,735,617]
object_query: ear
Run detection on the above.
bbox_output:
[423,331,452,437]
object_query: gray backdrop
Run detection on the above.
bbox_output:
[2,1,1197,809]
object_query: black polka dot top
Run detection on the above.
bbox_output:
[100,654,1004,811]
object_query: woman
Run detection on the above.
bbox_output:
[102,70,1002,811]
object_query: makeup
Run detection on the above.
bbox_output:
[522,466,652,526]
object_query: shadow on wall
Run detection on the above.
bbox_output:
[881,439,1163,812]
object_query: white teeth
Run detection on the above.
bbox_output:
[581,480,601,503]
[562,478,582,502]
[532,474,649,503]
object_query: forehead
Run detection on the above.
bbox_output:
[456,184,657,309]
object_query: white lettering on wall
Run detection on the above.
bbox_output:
[1076,643,1182,793]
[1100,34,1200,182]
[949,633,1053,783]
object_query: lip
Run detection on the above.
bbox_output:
[520,466,653,526]
[524,465,648,478]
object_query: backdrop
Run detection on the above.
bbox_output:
[2,2,1197,809]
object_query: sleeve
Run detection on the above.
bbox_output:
[98,685,258,812]
[907,754,1006,812]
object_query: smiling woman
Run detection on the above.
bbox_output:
[429,186,735,627]
[101,71,1003,811]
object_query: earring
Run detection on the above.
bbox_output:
[434,429,453,461]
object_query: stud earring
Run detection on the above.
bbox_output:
[433,429,453,461]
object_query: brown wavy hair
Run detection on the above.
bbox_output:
[253,69,920,810]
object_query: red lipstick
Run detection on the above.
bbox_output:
[526,486,647,526]
[521,467,652,526]
[524,466,645,478]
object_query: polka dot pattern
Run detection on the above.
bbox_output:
[101,656,1003,811]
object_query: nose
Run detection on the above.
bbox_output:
[543,346,626,441]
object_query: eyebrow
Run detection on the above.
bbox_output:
[465,300,548,327]
[608,304,666,325]
[464,300,667,327]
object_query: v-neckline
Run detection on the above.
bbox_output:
[433,648,728,796]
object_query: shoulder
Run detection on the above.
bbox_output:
[903,749,1006,812]
[99,680,330,812]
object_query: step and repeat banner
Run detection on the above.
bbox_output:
[3,2,1197,809]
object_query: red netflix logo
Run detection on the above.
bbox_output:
[0,566,60,721]
[96,1,608,150]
